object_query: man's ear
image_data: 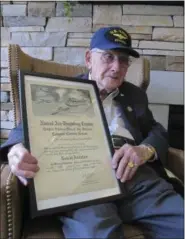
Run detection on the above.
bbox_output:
[85,50,92,70]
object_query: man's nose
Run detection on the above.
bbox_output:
[111,58,121,71]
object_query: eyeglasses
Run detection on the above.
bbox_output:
[91,49,132,67]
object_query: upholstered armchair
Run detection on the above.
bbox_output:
[1,44,184,239]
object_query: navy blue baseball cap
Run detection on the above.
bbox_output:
[90,27,140,58]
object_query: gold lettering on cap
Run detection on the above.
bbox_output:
[110,29,128,41]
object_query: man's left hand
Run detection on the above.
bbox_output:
[112,144,154,183]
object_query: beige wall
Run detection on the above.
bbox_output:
[0,2,184,143]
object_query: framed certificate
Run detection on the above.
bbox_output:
[19,71,123,218]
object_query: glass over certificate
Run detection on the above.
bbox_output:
[19,71,123,218]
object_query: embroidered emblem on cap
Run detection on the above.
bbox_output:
[105,28,131,46]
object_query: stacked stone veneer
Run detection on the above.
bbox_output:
[0,2,184,143]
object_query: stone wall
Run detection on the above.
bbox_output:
[0,2,184,143]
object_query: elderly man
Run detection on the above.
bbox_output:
[1,27,184,239]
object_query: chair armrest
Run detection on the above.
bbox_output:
[166,147,184,182]
[1,163,23,239]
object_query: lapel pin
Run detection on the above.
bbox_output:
[127,106,133,112]
[120,93,124,97]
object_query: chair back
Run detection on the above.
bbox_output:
[8,44,150,127]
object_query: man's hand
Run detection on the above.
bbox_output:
[112,144,155,183]
[8,143,40,186]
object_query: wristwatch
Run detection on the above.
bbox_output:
[140,144,157,162]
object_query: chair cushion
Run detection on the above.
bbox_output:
[22,217,144,239]
[125,57,150,91]
[22,217,64,239]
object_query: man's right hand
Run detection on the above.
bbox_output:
[8,143,40,186]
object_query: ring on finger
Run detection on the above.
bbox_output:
[127,161,138,168]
